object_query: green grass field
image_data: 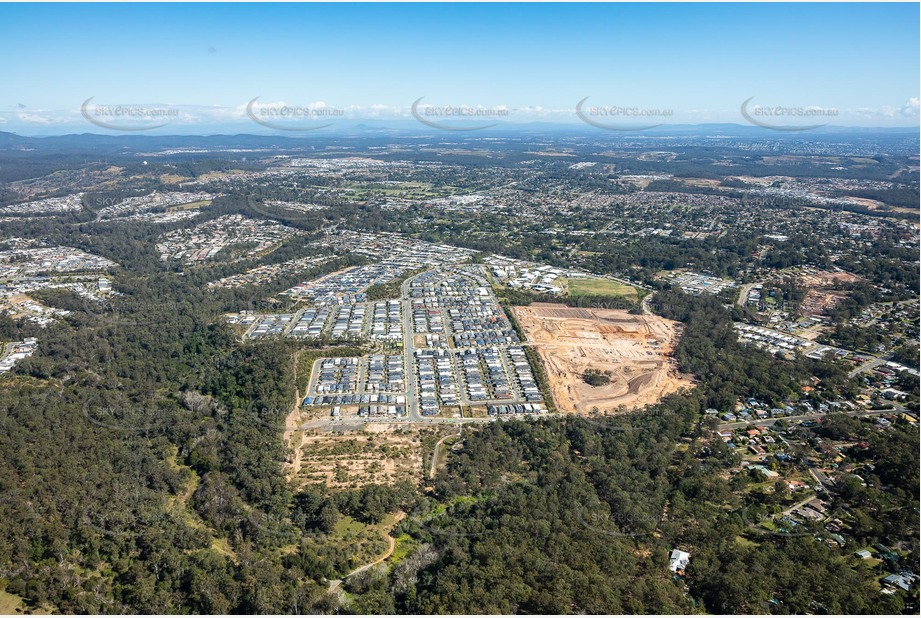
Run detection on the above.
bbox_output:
[0,590,52,615]
[296,515,389,577]
[0,590,24,614]
[565,277,640,299]
[167,199,211,211]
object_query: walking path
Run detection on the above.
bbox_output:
[327,512,407,595]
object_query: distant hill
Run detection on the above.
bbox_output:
[0,123,918,154]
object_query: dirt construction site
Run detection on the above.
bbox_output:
[514,304,693,414]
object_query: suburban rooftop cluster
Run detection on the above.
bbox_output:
[96,190,213,220]
[156,214,300,263]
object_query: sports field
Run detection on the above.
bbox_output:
[564,277,640,299]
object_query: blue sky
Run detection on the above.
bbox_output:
[1,2,918,134]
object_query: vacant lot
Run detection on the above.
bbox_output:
[288,423,422,489]
[564,276,640,300]
[286,424,457,490]
[514,304,693,414]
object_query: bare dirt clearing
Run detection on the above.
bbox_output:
[514,304,693,414]
[286,424,458,490]
[290,424,422,489]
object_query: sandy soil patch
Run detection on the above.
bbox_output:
[843,196,887,210]
[680,178,722,188]
[514,303,693,414]
[292,425,424,489]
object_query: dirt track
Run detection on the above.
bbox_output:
[514,304,693,414]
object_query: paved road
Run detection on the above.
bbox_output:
[355,357,368,395]
[736,283,756,307]
[0,341,16,363]
[809,467,833,489]
[301,403,907,434]
[848,353,893,378]
[293,410,566,433]
[400,273,420,420]
[303,358,321,397]
[782,494,818,517]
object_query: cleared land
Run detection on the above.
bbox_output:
[286,424,455,490]
[514,303,693,414]
[288,423,422,489]
[800,288,847,317]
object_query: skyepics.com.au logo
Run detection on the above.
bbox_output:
[82,395,176,434]
[81,97,180,131]
[740,503,822,537]
[576,504,671,538]
[246,97,343,131]
[80,293,191,328]
[576,96,673,131]
[738,194,801,209]
[411,97,508,131]
[244,400,301,433]
[572,404,682,433]
[84,194,122,215]
[418,510,491,540]
[565,293,648,313]
[245,507,298,540]
[740,97,837,131]
[80,491,167,539]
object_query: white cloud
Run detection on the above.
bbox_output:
[849,100,919,120]
[17,112,58,125]
[900,97,919,117]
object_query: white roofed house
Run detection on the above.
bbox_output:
[668,549,690,574]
